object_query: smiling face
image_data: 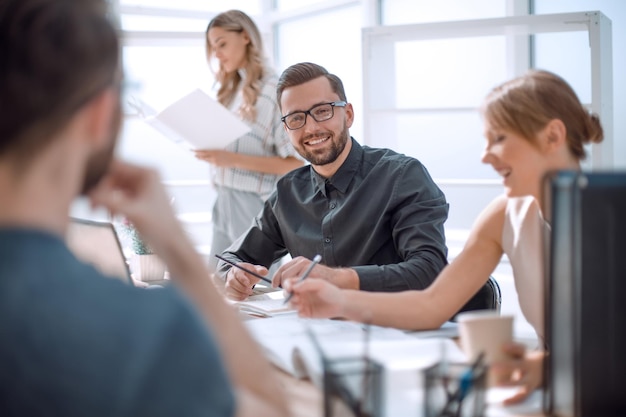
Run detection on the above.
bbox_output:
[479,70,594,203]
[207,26,249,73]
[481,119,555,199]
[280,76,354,177]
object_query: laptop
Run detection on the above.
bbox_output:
[66,217,134,285]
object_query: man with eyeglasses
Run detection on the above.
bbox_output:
[217,62,449,302]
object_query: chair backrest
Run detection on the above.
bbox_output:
[450,276,502,321]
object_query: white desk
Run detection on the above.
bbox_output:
[241,311,544,417]
[275,366,544,417]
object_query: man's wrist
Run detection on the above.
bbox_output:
[334,268,359,290]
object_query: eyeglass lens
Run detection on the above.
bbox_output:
[284,103,338,130]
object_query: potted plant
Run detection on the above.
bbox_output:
[121,219,165,282]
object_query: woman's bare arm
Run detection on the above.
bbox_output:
[289,196,508,330]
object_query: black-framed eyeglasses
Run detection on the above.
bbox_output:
[281,101,347,130]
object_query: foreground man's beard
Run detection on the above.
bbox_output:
[81,101,121,195]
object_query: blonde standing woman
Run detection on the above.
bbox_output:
[195,10,303,271]
[285,69,604,404]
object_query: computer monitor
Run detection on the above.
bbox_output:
[66,217,133,285]
[543,171,626,417]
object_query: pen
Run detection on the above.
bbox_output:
[439,351,485,417]
[359,320,372,416]
[283,254,322,304]
[214,254,273,286]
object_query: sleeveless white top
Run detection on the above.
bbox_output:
[501,196,550,342]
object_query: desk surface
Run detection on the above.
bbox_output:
[218,279,544,417]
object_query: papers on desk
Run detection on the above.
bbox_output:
[129,89,251,150]
[229,290,295,318]
[405,320,459,339]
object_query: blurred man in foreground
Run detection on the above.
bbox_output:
[0,1,287,416]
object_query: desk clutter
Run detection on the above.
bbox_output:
[322,356,383,417]
[245,314,545,417]
[246,315,485,417]
[423,355,487,417]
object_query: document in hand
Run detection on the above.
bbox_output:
[130,89,251,150]
[245,315,468,417]
[229,290,295,318]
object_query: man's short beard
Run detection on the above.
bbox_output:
[300,124,349,166]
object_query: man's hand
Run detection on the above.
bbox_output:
[225,263,268,301]
[88,160,185,260]
[272,256,359,290]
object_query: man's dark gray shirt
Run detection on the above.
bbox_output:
[220,138,449,292]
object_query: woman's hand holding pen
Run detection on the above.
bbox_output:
[225,262,269,301]
[284,277,346,319]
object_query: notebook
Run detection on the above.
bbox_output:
[228,289,295,317]
[66,217,133,285]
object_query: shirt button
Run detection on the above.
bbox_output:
[324,238,331,243]
[330,203,336,209]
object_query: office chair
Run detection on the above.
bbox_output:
[450,276,502,321]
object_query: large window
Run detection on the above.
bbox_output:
[75,0,623,338]
[382,0,506,24]
[73,2,238,247]
[363,8,613,340]
[533,0,625,168]
[274,4,364,140]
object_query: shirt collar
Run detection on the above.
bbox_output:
[310,137,362,197]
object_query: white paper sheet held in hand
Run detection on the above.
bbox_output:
[132,89,251,150]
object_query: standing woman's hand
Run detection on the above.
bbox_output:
[194,149,239,168]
